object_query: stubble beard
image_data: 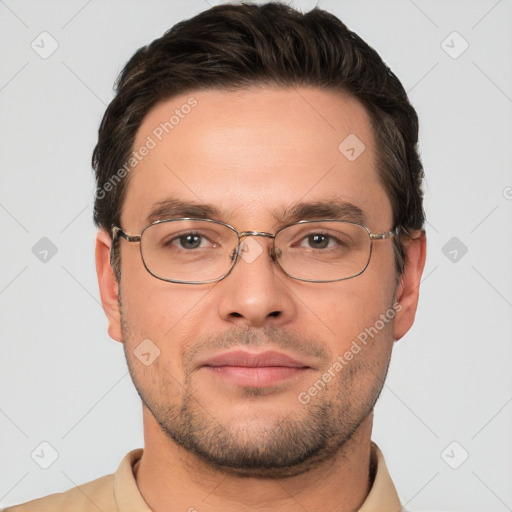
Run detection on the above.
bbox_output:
[119,297,392,478]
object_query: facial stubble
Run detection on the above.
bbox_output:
[119,292,393,478]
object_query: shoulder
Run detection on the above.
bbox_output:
[2,473,116,512]
[2,449,144,512]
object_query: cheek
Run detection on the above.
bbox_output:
[119,268,214,360]
[314,271,397,353]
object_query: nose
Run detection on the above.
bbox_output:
[216,234,297,328]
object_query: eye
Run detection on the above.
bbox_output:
[165,231,217,250]
[298,232,348,250]
[302,233,332,249]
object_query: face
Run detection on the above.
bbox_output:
[96,86,425,477]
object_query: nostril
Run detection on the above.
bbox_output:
[269,311,281,317]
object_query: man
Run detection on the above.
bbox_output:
[6,2,426,511]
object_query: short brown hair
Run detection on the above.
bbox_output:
[92,2,424,276]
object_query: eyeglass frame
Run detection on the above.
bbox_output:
[111,217,400,284]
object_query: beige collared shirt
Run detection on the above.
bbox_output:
[3,442,403,511]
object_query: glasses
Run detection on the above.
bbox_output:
[111,218,399,284]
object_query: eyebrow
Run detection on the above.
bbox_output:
[146,199,218,225]
[144,197,366,226]
[280,199,365,225]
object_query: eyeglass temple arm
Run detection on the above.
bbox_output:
[370,225,401,240]
[111,226,141,243]
[109,226,141,270]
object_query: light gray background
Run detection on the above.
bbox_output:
[1,0,511,510]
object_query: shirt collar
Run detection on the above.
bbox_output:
[359,442,402,511]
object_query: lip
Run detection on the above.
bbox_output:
[201,350,310,369]
[199,350,312,387]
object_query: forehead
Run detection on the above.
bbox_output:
[121,87,392,231]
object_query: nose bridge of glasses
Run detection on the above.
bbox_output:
[238,230,275,239]
[236,230,279,261]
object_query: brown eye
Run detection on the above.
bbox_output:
[305,234,330,249]
[175,233,203,250]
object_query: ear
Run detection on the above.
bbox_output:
[393,231,427,341]
[95,229,123,343]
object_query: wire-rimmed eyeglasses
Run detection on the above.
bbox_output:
[111,218,399,284]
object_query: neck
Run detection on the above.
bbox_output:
[134,407,375,512]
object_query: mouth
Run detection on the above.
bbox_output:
[199,350,313,387]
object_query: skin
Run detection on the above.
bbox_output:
[96,86,426,512]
